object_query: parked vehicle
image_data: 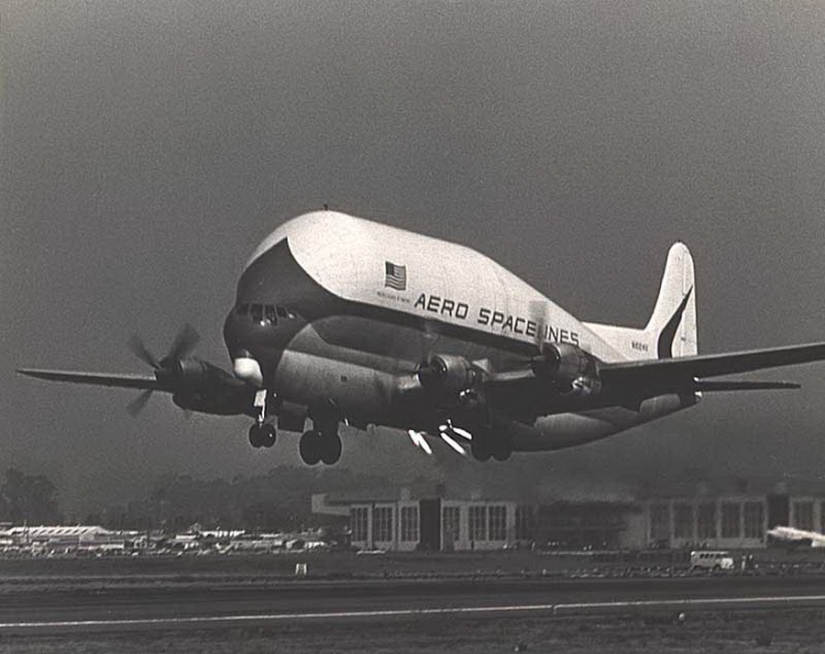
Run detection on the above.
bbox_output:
[690,550,735,571]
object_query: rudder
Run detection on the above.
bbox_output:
[644,242,697,359]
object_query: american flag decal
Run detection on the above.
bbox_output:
[384,261,407,291]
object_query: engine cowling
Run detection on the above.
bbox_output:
[167,357,209,378]
[531,343,601,397]
[417,354,478,395]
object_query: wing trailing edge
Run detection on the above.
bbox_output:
[693,380,801,392]
[599,342,825,393]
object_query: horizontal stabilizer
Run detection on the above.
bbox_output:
[17,369,163,391]
[694,379,801,392]
[598,341,825,396]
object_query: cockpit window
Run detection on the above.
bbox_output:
[236,302,285,325]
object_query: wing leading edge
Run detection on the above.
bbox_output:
[16,369,164,390]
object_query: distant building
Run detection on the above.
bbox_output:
[314,477,825,553]
[641,478,825,550]
[1,525,137,552]
[313,489,639,552]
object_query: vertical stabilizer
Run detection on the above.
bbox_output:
[644,242,697,359]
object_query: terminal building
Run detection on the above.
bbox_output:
[313,478,825,552]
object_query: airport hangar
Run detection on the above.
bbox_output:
[312,479,825,552]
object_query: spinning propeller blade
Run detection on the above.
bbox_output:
[125,324,201,416]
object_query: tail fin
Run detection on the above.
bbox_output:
[644,242,697,358]
[583,242,697,361]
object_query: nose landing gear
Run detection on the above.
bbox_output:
[248,388,276,448]
[249,423,276,448]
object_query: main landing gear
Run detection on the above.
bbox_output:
[299,421,342,466]
[470,439,511,462]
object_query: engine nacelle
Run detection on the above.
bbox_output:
[532,343,601,396]
[172,387,255,415]
[418,354,478,395]
[157,357,210,383]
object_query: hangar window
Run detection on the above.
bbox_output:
[793,501,814,531]
[515,506,533,541]
[697,503,717,540]
[350,507,368,542]
[650,503,671,542]
[469,506,487,541]
[276,306,288,319]
[442,506,461,544]
[400,506,419,542]
[674,503,694,539]
[265,305,277,324]
[488,505,507,541]
[373,506,394,542]
[744,502,764,539]
[250,304,263,322]
[721,503,741,539]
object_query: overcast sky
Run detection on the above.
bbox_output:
[2,1,825,514]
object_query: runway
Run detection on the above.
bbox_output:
[3,575,825,635]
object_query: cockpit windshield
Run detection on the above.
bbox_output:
[234,302,296,326]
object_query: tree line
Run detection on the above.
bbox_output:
[0,466,396,533]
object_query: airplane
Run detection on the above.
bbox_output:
[18,209,825,465]
[766,526,825,548]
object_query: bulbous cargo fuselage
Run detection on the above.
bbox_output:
[223,211,695,452]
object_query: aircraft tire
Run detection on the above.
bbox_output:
[492,448,511,461]
[320,435,342,465]
[263,424,277,448]
[299,430,322,465]
[248,425,264,448]
[471,443,492,462]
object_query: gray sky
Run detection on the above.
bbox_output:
[2,1,825,514]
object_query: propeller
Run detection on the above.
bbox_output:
[527,300,548,354]
[125,324,201,415]
[417,317,439,368]
[126,388,154,417]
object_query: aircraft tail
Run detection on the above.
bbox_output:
[583,242,697,361]
[644,242,697,359]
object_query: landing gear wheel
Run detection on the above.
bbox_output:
[320,435,342,465]
[471,442,492,462]
[299,430,322,465]
[262,424,277,448]
[249,424,277,449]
[492,447,511,461]
[248,424,264,448]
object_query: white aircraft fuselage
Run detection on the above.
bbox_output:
[223,211,696,454]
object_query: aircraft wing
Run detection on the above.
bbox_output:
[17,369,165,391]
[598,342,825,394]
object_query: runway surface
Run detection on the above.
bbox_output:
[3,575,825,635]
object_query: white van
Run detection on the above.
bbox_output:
[690,550,735,571]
